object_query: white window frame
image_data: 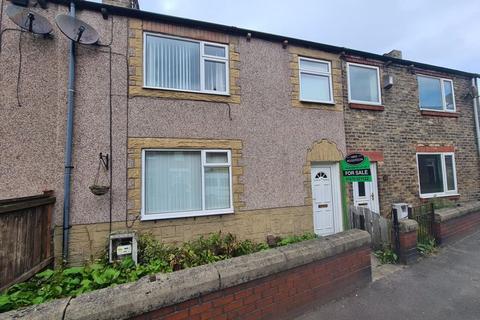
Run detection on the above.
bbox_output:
[416,152,458,199]
[417,75,456,112]
[141,149,234,220]
[298,57,334,104]
[346,62,382,106]
[143,32,230,96]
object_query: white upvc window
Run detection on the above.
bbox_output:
[143,32,229,95]
[417,75,456,112]
[141,149,233,220]
[416,152,458,198]
[347,62,382,105]
[298,57,334,104]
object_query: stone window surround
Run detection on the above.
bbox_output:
[128,19,241,104]
[127,138,245,218]
[289,46,343,112]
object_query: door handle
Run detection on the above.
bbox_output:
[371,193,374,200]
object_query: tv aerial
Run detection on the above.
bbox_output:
[55,14,99,45]
[6,4,53,35]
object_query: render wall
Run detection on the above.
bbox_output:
[0,3,347,264]
[343,55,480,216]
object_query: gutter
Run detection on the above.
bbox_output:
[45,0,480,78]
[62,0,76,263]
[472,78,480,157]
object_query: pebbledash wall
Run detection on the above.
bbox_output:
[343,54,480,217]
[0,1,348,265]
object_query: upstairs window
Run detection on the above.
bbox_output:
[347,63,382,105]
[142,149,233,220]
[416,153,457,198]
[417,75,455,112]
[144,33,229,95]
[298,57,334,103]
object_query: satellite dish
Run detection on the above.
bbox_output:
[55,14,99,45]
[6,4,53,35]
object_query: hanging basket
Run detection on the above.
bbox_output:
[90,155,110,196]
[89,185,110,196]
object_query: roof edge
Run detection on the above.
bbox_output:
[48,0,479,78]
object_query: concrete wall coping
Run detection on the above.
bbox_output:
[434,201,480,223]
[0,229,370,320]
[399,219,418,233]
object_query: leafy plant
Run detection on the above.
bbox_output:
[0,231,315,313]
[417,238,437,256]
[277,233,317,246]
[374,247,398,264]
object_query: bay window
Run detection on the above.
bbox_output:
[144,33,229,94]
[142,149,233,220]
[417,75,455,112]
[347,63,382,105]
[416,153,457,198]
[298,57,334,103]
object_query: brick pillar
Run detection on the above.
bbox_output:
[398,219,418,264]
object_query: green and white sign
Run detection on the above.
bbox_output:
[341,153,372,182]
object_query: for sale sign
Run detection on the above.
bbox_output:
[341,154,372,182]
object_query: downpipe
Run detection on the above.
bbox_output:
[62,1,76,264]
[472,78,480,157]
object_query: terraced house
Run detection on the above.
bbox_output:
[1,0,479,266]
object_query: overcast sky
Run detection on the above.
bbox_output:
[93,0,480,72]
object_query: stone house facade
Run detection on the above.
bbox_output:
[0,0,479,265]
[343,53,480,216]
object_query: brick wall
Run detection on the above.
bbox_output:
[131,246,371,320]
[343,54,480,216]
[434,207,480,244]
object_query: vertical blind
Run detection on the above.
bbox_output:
[144,34,228,93]
[145,35,201,91]
[144,150,231,216]
[145,151,202,214]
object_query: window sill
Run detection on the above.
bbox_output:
[420,110,458,118]
[349,103,384,111]
[419,193,460,200]
[140,209,234,221]
[299,99,335,106]
[142,85,230,97]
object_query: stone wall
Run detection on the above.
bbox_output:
[343,54,480,216]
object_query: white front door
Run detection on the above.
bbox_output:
[311,164,343,236]
[353,163,380,213]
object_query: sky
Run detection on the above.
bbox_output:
[92,0,480,73]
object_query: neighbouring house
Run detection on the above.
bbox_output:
[0,0,479,266]
[342,51,480,216]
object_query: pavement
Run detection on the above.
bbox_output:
[295,230,480,320]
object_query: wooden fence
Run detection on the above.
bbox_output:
[349,205,390,249]
[0,192,55,292]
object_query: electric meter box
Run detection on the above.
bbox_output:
[109,231,138,264]
[392,203,409,220]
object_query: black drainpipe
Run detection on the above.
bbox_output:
[62,0,76,263]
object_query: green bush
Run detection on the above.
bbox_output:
[277,233,317,246]
[0,231,313,313]
[417,238,437,256]
[374,247,398,264]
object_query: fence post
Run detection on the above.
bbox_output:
[392,208,400,256]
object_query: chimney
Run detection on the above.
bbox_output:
[383,49,402,60]
[102,0,139,9]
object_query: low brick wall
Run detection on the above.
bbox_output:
[2,230,371,320]
[398,219,418,265]
[433,202,480,245]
